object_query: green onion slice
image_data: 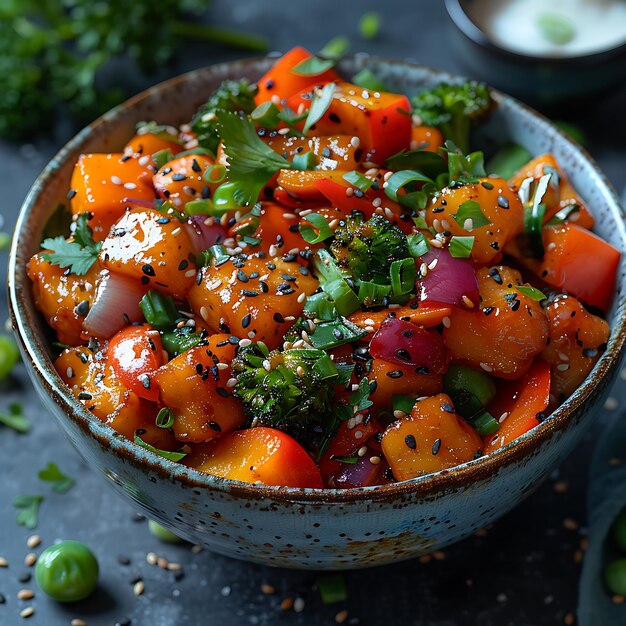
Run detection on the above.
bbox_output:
[300,213,334,244]
[134,432,187,462]
[155,407,175,429]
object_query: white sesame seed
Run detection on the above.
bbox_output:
[284,316,296,321]
[479,362,493,372]
[556,363,570,371]
[171,227,181,236]
[372,197,382,207]
[441,219,451,230]
[146,552,158,565]
[388,303,400,309]
[297,292,306,303]
[294,598,305,613]
[393,409,407,419]
[200,306,209,322]
[26,535,41,549]
[365,168,378,176]
[462,295,475,309]
[299,209,313,217]
[430,238,444,248]
[354,430,363,439]
[227,377,237,388]
[271,95,281,105]
[428,258,438,271]
[357,446,368,457]
[133,580,145,596]
[282,212,297,220]
[123,182,137,190]
[558,352,570,361]
[239,338,252,348]
[262,360,272,371]
[17,589,34,600]
[442,316,451,328]
[216,362,229,370]
[419,263,428,277]
[498,412,509,423]
[71,619,88,626]
[350,136,360,148]
[432,219,442,233]
[0,557,8,567]
[347,418,356,429]
[463,218,474,231]
[24,553,37,567]
[277,127,290,135]
[328,219,339,229]
[66,367,74,378]
[184,269,196,278]
[288,247,300,255]
[19,607,34,619]
[138,155,150,166]
[335,609,349,624]
[345,187,354,197]
[369,456,381,465]
[110,175,122,185]
[605,397,619,410]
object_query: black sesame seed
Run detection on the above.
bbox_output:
[18,572,32,583]
[237,270,249,283]
[227,336,240,345]
[142,264,155,277]
[483,306,494,316]
[191,159,201,173]
[67,189,77,200]
[259,281,269,293]
[172,173,187,181]
[116,618,132,626]
[414,366,430,375]
[282,253,297,262]
[216,388,230,398]
[209,421,222,432]
[0,593,5,604]
[273,312,285,323]
[582,347,598,358]
[441,403,454,413]
[242,289,259,297]
[395,348,411,361]
[157,217,170,224]
[321,147,331,158]
[386,370,404,379]
[78,392,93,400]
[432,207,445,214]
[405,434,417,449]
[140,374,151,390]
[75,300,90,317]
[488,268,503,284]
[497,195,509,209]
[432,438,442,455]
[329,112,341,123]
[118,555,131,566]
[241,313,252,329]
[481,181,494,190]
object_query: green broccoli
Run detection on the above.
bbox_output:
[190,79,258,156]
[330,212,409,282]
[231,343,339,449]
[410,81,494,153]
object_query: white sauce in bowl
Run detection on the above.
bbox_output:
[469,0,626,57]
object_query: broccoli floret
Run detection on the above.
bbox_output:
[330,212,409,282]
[231,343,338,448]
[190,79,258,156]
[410,81,493,153]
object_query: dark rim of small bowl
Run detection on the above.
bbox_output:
[444,0,626,64]
[8,54,626,504]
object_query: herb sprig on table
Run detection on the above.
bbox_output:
[0,0,268,139]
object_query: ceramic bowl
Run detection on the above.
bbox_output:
[8,55,626,570]
[445,0,626,103]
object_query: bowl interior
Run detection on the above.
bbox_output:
[8,55,626,502]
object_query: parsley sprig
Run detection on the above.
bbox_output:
[13,494,44,529]
[0,403,31,434]
[38,462,76,493]
[41,212,101,275]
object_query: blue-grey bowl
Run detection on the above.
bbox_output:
[7,55,626,570]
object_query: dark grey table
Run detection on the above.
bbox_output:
[1,1,625,624]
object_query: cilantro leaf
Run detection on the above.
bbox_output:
[38,462,75,493]
[449,236,475,258]
[517,285,547,301]
[452,200,491,229]
[41,212,101,275]
[13,494,44,529]
[292,57,336,76]
[0,403,31,434]
[217,110,290,207]
[349,377,374,412]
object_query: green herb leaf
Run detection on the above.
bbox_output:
[139,291,180,330]
[517,285,547,301]
[0,335,20,381]
[331,455,359,464]
[385,149,448,177]
[343,171,374,192]
[308,317,367,350]
[13,494,43,529]
[0,403,30,434]
[292,56,336,77]
[161,326,203,357]
[392,395,416,416]
[38,462,75,493]
[358,281,391,307]
[319,36,350,59]
[291,151,319,171]
[352,68,388,92]
[407,232,430,258]
[134,432,187,462]
[153,148,175,170]
[303,83,336,135]
[384,170,434,210]
[452,200,491,229]
[449,236,475,258]
[359,12,381,39]
[217,110,291,206]
[443,141,486,185]
[0,232,10,251]
[300,213,334,244]
[349,377,374,411]
[536,12,576,45]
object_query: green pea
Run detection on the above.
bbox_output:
[0,335,20,380]
[605,558,626,596]
[612,507,626,552]
[35,541,99,602]
[149,520,184,543]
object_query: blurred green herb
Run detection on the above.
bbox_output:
[0,0,268,139]
[0,403,30,433]
[536,12,576,46]
[0,232,10,250]
[0,335,20,380]
[13,494,43,529]
[359,12,380,40]
[38,462,76,493]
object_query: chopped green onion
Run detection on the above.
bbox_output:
[303,82,336,135]
[332,455,359,464]
[352,68,388,92]
[390,258,416,296]
[413,214,429,230]
[546,203,580,225]
[240,235,262,247]
[317,574,348,604]
[452,200,491,229]
[211,182,243,214]
[449,236,474,258]
[392,395,416,416]
[203,163,227,184]
[469,411,500,435]
[303,291,337,321]
[232,214,260,236]
[517,285,546,301]
[308,317,367,350]
[486,143,532,180]
[518,173,551,258]
[139,291,179,330]
[359,11,380,39]
[134,432,187,462]
[155,407,175,429]
[161,326,203,357]
[319,36,350,59]
[292,56,336,76]
[384,170,433,210]
[322,278,361,317]
[407,232,430,258]
[291,151,319,171]
[173,147,212,158]
[0,335,20,380]
[152,148,174,170]
[343,170,374,192]
[358,280,391,307]
[300,213,334,244]
[184,199,213,216]
[197,244,230,268]
[385,149,448,177]
[251,101,281,129]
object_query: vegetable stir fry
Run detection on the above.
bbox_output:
[29,47,619,489]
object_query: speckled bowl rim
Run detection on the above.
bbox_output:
[8,54,626,504]
[445,0,626,64]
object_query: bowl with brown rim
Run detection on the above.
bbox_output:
[7,54,626,570]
